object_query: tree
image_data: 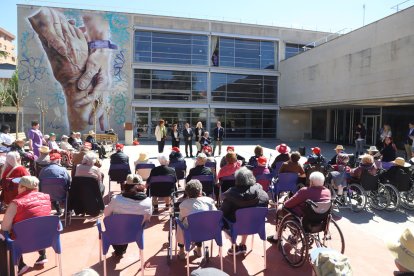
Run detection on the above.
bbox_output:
[7,70,29,138]
[0,50,8,59]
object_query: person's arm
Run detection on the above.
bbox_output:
[28,131,34,151]
[284,189,305,209]
[1,203,17,232]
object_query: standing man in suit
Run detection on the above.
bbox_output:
[405,122,414,160]
[213,121,225,156]
[183,122,194,158]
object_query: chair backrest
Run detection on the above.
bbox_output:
[147,175,177,197]
[232,207,268,241]
[393,169,412,191]
[381,161,393,170]
[359,170,380,191]
[255,173,272,191]
[184,210,223,250]
[68,176,104,216]
[109,163,131,182]
[302,201,332,233]
[0,177,19,204]
[205,161,217,176]
[219,175,236,193]
[39,177,69,202]
[100,214,144,254]
[274,173,298,195]
[169,161,187,180]
[191,174,215,195]
[135,163,156,170]
[10,216,62,265]
[272,161,284,178]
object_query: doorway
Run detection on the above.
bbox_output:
[135,111,150,138]
[363,115,380,146]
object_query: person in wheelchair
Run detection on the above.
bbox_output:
[327,153,351,204]
[306,147,326,167]
[380,157,412,183]
[267,171,331,245]
[279,151,306,186]
[176,180,216,259]
[350,154,378,183]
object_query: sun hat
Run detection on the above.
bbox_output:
[126,174,144,185]
[310,247,353,276]
[392,157,411,168]
[83,142,92,150]
[311,147,321,155]
[334,145,344,151]
[387,228,414,272]
[276,143,291,154]
[226,146,235,152]
[88,130,95,135]
[19,176,39,190]
[115,143,124,151]
[367,146,379,153]
[257,156,267,166]
[49,132,56,136]
[138,152,148,162]
[61,135,69,140]
[39,146,51,154]
[172,147,180,153]
[43,135,50,140]
[49,152,61,160]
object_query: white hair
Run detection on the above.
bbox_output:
[196,153,207,164]
[235,167,255,187]
[6,151,21,167]
[309,171,325,187]
[158,153,170,166]
[82,151,97,166]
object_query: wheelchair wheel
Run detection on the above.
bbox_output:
[368,186,389,210]
[348,184,366,212]
[321,219,345,254]
[383,184,400,211]
[399,189,414,210]
[166,216,174,265]
[278,218,308,267]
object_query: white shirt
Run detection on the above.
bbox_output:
[104,194,153,222]
[0,133,15,152]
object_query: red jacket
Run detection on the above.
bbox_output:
[12,190,51,225]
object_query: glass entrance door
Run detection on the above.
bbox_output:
[135,112,150,138]
[364,115,380,146]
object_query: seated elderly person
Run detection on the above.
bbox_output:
[271,143,291,170]
[60,135,75,152]
[267,171,331,244]
[328,153,351,204]
[86,130,106,159]
[72,142,102,178]
[380,157,412,183]
[220,146,246,168]
[68,131,80,150]
[0,124,14,153]
[10,139,36,170]
[221,167,269,255]
[350,154,378,182]
[218,152,241,180]
[75,151,104,194]
[169,147,184,163]
[146,153,177,213]
[104,174,152,257]
[177,180,216,259]
[1,151,30,180]
[279,151,306,184]
[1,176,52,274]
[247,145,264,168]
[306,147,326,166]
[36,146,51,166]
[186,153,213,183]
[38,152,71,215]
[110,143,131,188]
[252,156,271,191]
[48,133,72,166]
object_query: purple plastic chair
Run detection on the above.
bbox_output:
[175,210,224,276]
[108,163,131,194]
[205,161,217,179]
[191,174,215,196]
[381,161,394,170]
[5,216,63,276]
[223,207,268,273]
[135,163,155,181]
[271,161,284,179]
[97,214,145,276]
[271,173,299,202]
[169,160,187,182]
[255,173,272,191]
[39,177,70,227]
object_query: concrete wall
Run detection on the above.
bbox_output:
[279,6,414,108]
[278,109,311,141]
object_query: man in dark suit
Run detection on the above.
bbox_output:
[147,153,177,213]
[182,122,194,158]
[186,153,213,182]
[213,121,225,156]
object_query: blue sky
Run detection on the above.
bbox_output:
[1,0,412,49]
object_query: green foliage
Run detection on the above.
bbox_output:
[0,69,18,107]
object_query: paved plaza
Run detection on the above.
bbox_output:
[1,139,412,275]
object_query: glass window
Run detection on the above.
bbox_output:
[134,31,208,65]
[134,69,207,102]
[217,37,275,69]
[285,43,312,59]
[211,73,277,103]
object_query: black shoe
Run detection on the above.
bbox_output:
[18,262,29,275]
[267,235,278,244]
[112,250,126,257]
[227,244,246,255]
[35,254,48,265]
[186,155,189,158]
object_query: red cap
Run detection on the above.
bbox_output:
[116,143,124,150]
[49,152,61,160]
[257,156,267,166]
[311,147,321,155]
[83,142,92,150]
[227,146,235,152]
[172,147,180,153]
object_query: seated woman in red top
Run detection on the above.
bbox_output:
[1,151,30,179]
[350,154,378,182]
[217,152,241,179]
[1,176,52,274]
[267,171,331,244]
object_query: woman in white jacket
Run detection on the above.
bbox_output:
[155,119,167,153]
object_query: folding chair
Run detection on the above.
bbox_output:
[108,163,131,194]
[39,177,70,227]
[176,210,224,276]
[223,207,268,274]
[191,174,215,197]
[270,173,299,203]
[135,163,155,181]
[147,175,177,211]
[170,160,187,185]
[97,214,146,276]
[5,216,63,276]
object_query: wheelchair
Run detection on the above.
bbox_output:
[383,168,414,210]
[277,199,345,267]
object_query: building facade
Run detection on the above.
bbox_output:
[17,4,329,140]
[0,27,16,65]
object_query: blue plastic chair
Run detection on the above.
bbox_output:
[255,173,272,192]
[381,161,394,170]
[97,214,146,276]
[271,161,284,179]
[147,175,177,197]
[205,161,217,179]
[271,173,299,202]
[191,174,215,196]
[176,210,224,276]
[169,160,187,183]
[218,175,236,205]
[108,163,131,194]
[135,163,155,181]
[39,177,70,227]
[5,216,63,276]
[223,207,268,274]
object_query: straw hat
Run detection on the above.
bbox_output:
[392,157,411,168]
[387,228,414,272]
[366,146,379,153]
[138,152,148,162]
[61,135,69,140]
[15,138,25,144]
[39,146,51,154]
[334,145,344,151]
[310,248,353,276]
[88,130,95,135]
[276,143,291,154]
[19,176,39,190]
